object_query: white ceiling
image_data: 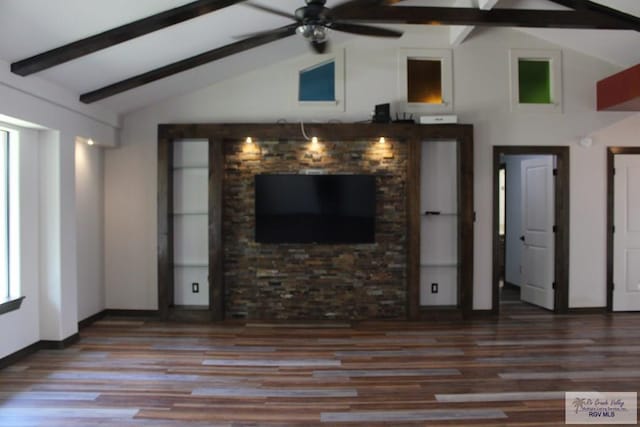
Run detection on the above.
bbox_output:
[0,0,638,115]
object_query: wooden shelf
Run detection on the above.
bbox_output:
[172,165,208,170]
[420,262,458,268]
[172,305,209,311]
[171,212,208,216]
[173,263,208,268]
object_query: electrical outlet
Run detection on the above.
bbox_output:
[192,282,199,293]
[431,283,438,294]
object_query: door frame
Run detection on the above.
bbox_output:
[492,146,570,314]
[606,147,640,311]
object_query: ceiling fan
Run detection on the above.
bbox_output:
[12,0,637,103]
[239,0,403,53]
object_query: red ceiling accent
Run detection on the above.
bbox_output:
[597,63,640,111]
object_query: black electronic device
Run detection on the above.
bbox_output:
[393,112,414,123]
[255,174,376,244]
[373,103,391,123]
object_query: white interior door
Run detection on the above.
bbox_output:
[520,156,555,310]
[613,155,640,311]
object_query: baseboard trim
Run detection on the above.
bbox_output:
[78,309,159,330]
[40,333,80,350]
[567,307,608,314]
[0,341,41,369]
[78,310,108,329]
[0,333,81,369]
[105,309,159,318]
[471,309,497,317]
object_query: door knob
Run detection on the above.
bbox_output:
[520,235,525,242]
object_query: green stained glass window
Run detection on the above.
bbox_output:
[518,60,552,104]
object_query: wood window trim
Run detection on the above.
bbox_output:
[158,123,474,321]
[0,295,24,315]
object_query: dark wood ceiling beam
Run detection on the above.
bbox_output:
[11,0,245,76]
[75,1,638,103]
[334,6,635,29]
[79,24,298,104]
[548,0,640,31]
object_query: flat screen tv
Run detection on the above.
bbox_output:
[255,174,376,244]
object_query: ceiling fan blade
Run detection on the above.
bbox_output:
[330,21,403,38]
[243,1,297,20]
[311,40,329,54]
[233,27,297,40]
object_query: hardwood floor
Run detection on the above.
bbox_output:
[1,305,639,426]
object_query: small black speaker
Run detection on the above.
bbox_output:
[373,103,391,123]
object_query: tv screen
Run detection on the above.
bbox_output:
[255,174,376,244]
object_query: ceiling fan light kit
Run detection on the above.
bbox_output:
[297,24,328,43]
[245,0,403,53]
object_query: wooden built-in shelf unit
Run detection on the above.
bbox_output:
[158,123,474,321]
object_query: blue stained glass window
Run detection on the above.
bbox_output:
[299,61,335,102]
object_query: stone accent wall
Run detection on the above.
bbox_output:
[223,138,407,320]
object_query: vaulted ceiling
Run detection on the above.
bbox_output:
[0,0,638,115]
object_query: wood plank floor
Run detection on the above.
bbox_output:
[1,303,639,426]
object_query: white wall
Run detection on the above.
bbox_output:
[38,130,64,340]
[76,142,105,321]
[0,59,118,358]
[106,26,634,311]
[569,113,640,307]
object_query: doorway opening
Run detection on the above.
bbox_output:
[492,146,570,314]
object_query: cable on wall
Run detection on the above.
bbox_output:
[300,120,311,141]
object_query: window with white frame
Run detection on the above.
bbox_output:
[0,129,9,303]
[0,126,24,314]
[295,49,345,111]
[398,49,453,113]
[299,60,335,102]
[510,49,562,113]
